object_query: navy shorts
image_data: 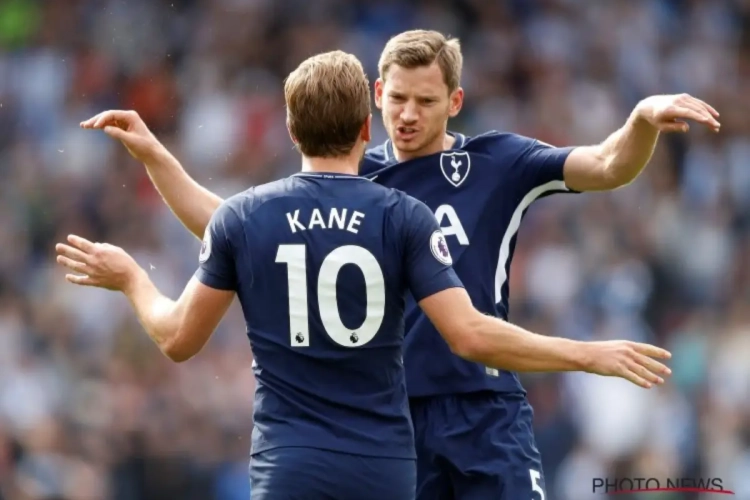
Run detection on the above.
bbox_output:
[249,447,416,499]
[410,391,546,500]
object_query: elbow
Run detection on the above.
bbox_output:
[598,163,626,190]
[444,319,484,362]
[161,335,196,363]
[164,349,193,363]
[601,156,639,190]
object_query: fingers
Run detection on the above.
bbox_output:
[618,343,671,389]
[621,368,652,389]
[631,342,671,360]
[631,351,672,376]
[80,110,138,129]
[55,243,90,263]
[659,122,690,133]
[56,254,89,273]
[66,234,96,253]
[103,125,130,141]
[668,95,721,131]
[679,98,721,130]
[695,97,719,118]
[56,239,95,276]
[65,274,100,287]
[80,111,114,129]
[665,106,714,127]
[80,111,106,128]
[592,341,672,389]
[626,359,664,387]
[682,94,719,119]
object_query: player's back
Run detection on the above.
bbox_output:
[220,172,418,460]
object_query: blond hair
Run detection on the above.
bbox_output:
[284,50,371,158]
[378,30,463,92]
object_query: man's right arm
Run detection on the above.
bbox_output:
[142,146,223,239]
[418,288,671,388]
[81,110,223,239]
[399,197,587,377]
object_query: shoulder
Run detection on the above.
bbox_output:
[461,131,542,157]
[364,141,389,163]
[245,177,294,203]
[362,142,393,177]
[207,178,287,231]
[384,189,433,223]
[226,177,306,216]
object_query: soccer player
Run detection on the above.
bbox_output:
[77,31,703,500]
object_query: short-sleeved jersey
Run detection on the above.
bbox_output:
[361,132,576,397]
[194,172,463,459]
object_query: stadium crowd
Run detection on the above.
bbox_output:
[0,0,749,498]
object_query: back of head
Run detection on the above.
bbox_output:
[285,51,371,158]
[378,30,463,93]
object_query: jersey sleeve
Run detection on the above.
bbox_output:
[507,135,578,196]
[402,197,464,302]
[194,201,239,291]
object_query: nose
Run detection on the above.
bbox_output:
[400,101,418,124]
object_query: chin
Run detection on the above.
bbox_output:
[392,138,424,152]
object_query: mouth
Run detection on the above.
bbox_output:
[395,126,418,141]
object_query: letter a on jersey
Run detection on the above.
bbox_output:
[440,151,471,187]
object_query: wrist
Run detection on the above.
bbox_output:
[570,341,596,373]
[631,101,654,127]
[142,141,171,168]
[122,266,149,297]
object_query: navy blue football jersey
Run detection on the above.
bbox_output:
[361,132,576,397]
[194,172,462,459]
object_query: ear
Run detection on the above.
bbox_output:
[448,87,464,118]
[286,118,298,145]
[374,79,384,110]
[361,114,372,142]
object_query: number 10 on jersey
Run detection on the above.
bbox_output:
[275,244,386,348]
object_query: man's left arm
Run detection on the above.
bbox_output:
[56,202,240,362]
[563,93,720,192]
[123,273,235,362]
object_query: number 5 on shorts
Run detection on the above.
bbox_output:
[530,469,545,500]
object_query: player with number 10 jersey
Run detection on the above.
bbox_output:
[197,171,461,497]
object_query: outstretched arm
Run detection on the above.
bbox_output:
[419,288,671,388]
[562,93,720,191]
[56,235,234,361]
[139,145,223,239]
[81,110,223,239]
[399,197,671,388]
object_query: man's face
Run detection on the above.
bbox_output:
[375,62,462,159]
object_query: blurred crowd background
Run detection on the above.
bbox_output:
[1,0,749,499]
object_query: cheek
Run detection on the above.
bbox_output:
[426,107,449,128]
[381,105,399,126]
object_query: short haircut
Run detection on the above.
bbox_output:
[378,30,463,93]
[285,51,371,158]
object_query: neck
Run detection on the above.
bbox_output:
[301,154,360,176]
[393,132,457,162]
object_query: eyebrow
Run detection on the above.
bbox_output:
[388,91,439,100]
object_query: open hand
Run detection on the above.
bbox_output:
[584,341,672,389]
[635,94,720,133]
[80,110,164,163]
[55,235,142,292]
